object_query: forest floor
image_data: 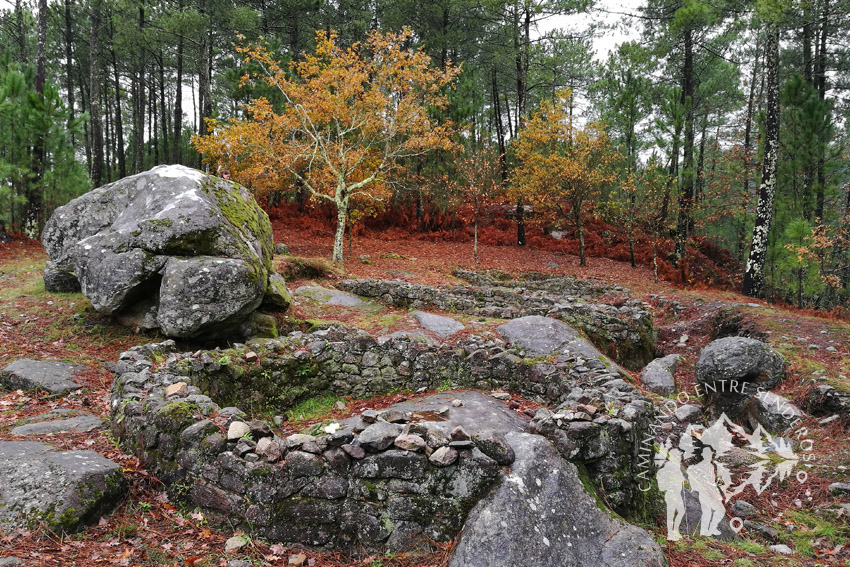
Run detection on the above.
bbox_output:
[1,223,849,567]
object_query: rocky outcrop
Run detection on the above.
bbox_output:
[0,441,126,533]
[694,337,785,420]
[804,384,850,425]
[450,432,666,567]
[339,274,655,370]
[41,165,289,338]
[0,359,81,395]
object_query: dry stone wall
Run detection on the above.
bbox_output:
[339,274,655,370]
[110,326,658,551]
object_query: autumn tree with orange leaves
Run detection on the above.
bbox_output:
[195,29,459,262]
[511,90,618,267]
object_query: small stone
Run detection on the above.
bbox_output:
[341,444,366,459]
[577,404,597,415]
[234,438,256,457]
[358,254,371,264]
[273,415,285,427]
[449,440,474,449]
[359,422,404,451]
[819,415,839,425]
[451,426,470,441]
[429,446,458,467]
[394,434,426,452]
[660,422,673,431]
[248,420,273,439]
[227,421,251,441]
[165,381,188,398]
[0,558,22,567]
[677,333,689,345]
[333,400,347,411]
[228,561,252,567]
[491,391,511,400]
[826,346,837,352]
[674,404,703,423]
[245,351,258,362]
[225,535,248,553]
[507,400,520,410]
[472,430,514,465]
[423,426,450,449]
[452,399,464,407]
[731,500,757,519]
[744,520,778,540]
[284,434,317,451]
[361,409,379,423]
[437,406,450,417]
[770,544,793,555]
[289,553,308,566]
[829,482,850,496]
[379,409,408,423]
[256,437,282,462]
[274,243,290,255]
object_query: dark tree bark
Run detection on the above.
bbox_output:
[110,41,126,178]
[814,0,828,221]
[89,0,104,187]
[132,5,145,173]
[27,0,48,233]
[743,23,780,298]
[172,0,184,164]
[675,27,695,266]
[158,51,169,161]
[64,0,76,145]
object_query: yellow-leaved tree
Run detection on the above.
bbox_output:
[511,90,618,266]
[194,29,460,262]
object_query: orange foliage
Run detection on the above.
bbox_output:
[194,28,459,261]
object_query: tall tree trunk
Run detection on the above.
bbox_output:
[198,0,212,168]
[133,5,145,173]
[89,0,104,187]
[814,0,828,221]
[742,38,760,203]
[743,23,780,298]
[158,52,169,160]
[27,0,48,233]
[675,27,695,266]
[110,45,126,178]
[492,70,507,181]
[172,0,184,163]
[15,0,26,62]
[64,0,76,145]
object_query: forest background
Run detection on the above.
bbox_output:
[1,0,849,311]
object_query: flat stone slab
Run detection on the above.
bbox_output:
[0,359,81,395]
[294,285,367,307]
[11,414,103,436]
[411,310,464,338]
[450,432,665,567]
[0,441,126,533]
[497,316,624,373]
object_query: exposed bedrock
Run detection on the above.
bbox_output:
[41,164,290,338]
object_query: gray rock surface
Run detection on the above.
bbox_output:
[640,354,683,395]
[411,310,464,338]
[681,488,740,542]
[747,391,804,433]
[695,337,785,419]
[294,285,366,307]
[0,441,125,532]
[674,404,703,423]
[0,359,81,395]
[41,165,284,338]
[497,316,624,374]
[11,414,103,436]
[450,432,665,567]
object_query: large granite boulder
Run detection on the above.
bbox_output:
[0,441,126,533]
[42,165,289,338]
[695,337,785,420]
[450,432,666,567]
